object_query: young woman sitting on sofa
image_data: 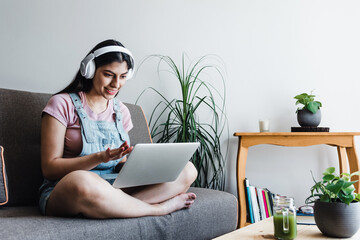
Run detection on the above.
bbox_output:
[39,39,198,218]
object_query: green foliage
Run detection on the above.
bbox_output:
[294,91,322,113]
[136,54,228,190]
[306,167,360,205]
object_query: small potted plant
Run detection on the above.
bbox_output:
[294,91,322,127]
[306,167,360,238]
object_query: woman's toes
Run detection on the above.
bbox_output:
[187,192,196,200]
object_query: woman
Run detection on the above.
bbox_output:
[39,39,198,218]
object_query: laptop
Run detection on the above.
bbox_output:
[111,142,200,188]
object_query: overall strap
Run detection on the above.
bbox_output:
[69,93,95,143]
[113,99,130,144]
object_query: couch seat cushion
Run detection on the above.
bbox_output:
[0,187,237,240]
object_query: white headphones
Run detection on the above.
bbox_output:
[80,45,135,80]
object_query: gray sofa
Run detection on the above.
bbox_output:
[0,88,238,240]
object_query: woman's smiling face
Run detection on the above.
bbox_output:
[90,61,129,99]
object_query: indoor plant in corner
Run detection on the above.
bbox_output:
[306,167,360,238]
[294,91,322,127]
[137,54,228,190]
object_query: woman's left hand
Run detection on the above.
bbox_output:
[102,141,133,163]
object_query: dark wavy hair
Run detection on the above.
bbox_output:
[57,39,134,94]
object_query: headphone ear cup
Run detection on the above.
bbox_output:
[86,60,96,79]
[80,53,96,79]
[127,68,134,80]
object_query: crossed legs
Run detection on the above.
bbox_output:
[45,162,198,218]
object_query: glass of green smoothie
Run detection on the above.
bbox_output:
[273,196,297,239]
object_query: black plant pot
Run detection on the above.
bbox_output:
[297,109,321,127]
[314,201,360,238]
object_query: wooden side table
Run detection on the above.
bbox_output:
[233,132,360,228]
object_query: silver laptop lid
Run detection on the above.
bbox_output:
[112,142,199,188]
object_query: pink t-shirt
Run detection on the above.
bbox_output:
[43,92,133,158]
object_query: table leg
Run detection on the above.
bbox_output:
[236,137,248,228]
[346,146,360,193]
[337,146,349,174]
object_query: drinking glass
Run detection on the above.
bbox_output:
[273,196,297,239]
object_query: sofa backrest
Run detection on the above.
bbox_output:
[0,88,151,206]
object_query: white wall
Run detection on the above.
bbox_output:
[1,0,360,207]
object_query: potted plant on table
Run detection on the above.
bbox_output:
[305,167,360,238]
[136,54,228,190]
[294,91,322,127]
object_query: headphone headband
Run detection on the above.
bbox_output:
[80,45,135,80]
[93,46,134,60]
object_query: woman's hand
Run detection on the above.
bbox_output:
[102,141,133,163]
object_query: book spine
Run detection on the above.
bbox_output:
[249,186,260,222]
[244,178,255,223]
[267,189,274,215]
[262,190,270,218]
[264,189,272,217]
[256,187,266,220]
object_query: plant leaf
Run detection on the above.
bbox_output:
[342,184,355,195]
[320,194,331,202]
[355,193,360,202]
[339,191,354,205]
[350,171,360,177]
[324,167,336,175]
[323,174,335,182]
[325,179,345,195]
[343,180,358,189]
[307,102,320,113]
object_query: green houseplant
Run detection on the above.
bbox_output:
[294,92,322,127]
[306,167,360,205]
[294,92,322,114]
[306,167,360,238]
[137,54,228,190]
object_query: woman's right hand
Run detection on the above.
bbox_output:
[102,141,133,163]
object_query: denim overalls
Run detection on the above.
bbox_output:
[38,93,130,214]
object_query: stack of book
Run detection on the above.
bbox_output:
[244,178,277,223]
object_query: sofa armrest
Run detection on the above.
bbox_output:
[0,146,9,206]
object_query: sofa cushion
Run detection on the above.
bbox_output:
[0,187,238,240]
[0,146,8,206]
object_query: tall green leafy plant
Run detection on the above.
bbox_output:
[137,54,228,190]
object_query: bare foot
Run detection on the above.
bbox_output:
[158,192,196,215]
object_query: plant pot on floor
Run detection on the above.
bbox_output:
[314,201,360,238]
[297,109,321,127]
